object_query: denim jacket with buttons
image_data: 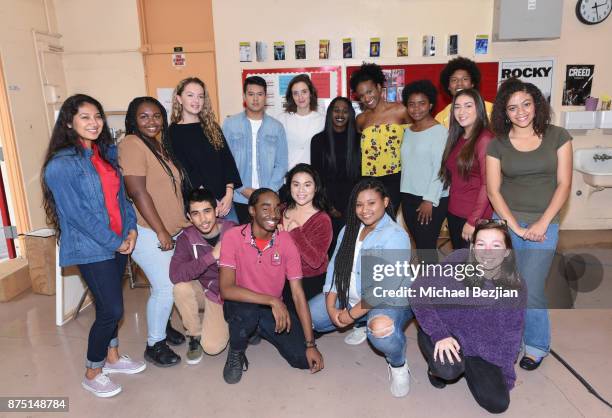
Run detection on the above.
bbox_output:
[222,112,288,204]
[323,213,411,297]
[44,145,137,266]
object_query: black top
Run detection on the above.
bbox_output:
[169,122,242,200]
[203,233,220,247]
[310,130,360,217]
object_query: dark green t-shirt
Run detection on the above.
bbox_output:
[487,124,572,224]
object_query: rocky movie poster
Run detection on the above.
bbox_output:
[498,59,554,103]
[563,65,595,106]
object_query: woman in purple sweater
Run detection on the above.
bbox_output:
[411,220,525,414]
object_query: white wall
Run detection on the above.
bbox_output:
[213,0,612,229]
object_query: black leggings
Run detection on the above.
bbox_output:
[401,193,448,263]
[417,327,510,414]
[446,212,470,250]
[377,173,402,214]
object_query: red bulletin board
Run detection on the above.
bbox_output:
[241,66,342,97]
[346,62,499,115]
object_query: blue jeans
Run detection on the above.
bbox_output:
[309,293,413,367]
[508,221,559,359]
[132,225,175,346]
[77,253,127,368]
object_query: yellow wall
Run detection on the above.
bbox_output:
[212,0,612,229]
[0,0,58,230]
[53,0,146,112]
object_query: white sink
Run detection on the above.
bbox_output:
[574,147,612,188]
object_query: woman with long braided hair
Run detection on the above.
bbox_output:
[119,96,189,367]
[308,178,413,398]
[169,77,242,221]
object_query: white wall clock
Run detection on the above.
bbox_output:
[576,0,612,25]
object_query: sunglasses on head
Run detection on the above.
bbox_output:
[476,218,508,227]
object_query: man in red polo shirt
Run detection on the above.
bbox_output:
[219,188,324,384]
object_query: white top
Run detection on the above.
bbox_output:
[249,118,263,188]
[348,225,365,307]
[276,111,325,169]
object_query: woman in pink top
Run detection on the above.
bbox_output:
[280,163,333,303]
[439,89,493,249]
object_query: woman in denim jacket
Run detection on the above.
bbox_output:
[42,94,143,398]
[308,178,413,398]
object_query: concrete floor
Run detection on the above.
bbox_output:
[1,230,611,417]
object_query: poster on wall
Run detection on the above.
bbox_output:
[343,38,353,59]
[242,66,341,117]
[256,41,267,62]
[370,38,381,57]
[274,42,286,61]
[295,40,306,60]
[447,34,458,55]
[422,35,435,56]
[562,65,595,106]
[475,35,489,55]
[319,40,330,59]
[498,58,555,103]
[397,37,408,57]
[239,42,252,62]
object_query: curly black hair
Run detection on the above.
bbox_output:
[401,79,438,111]
[439,56,481,97]
[349,62,386,92]
[491,77,551,137]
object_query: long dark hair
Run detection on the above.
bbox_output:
[334,178,395,308]
[464,221,522,290]
[439,89,489,188]
[320,97,360,180]
[125,96,188,194]
[284,74,318,113]
[491,77,551,137]
[284,163,330,212]
[41,94,115,234]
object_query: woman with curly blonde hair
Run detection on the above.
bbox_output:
[169,77,242,221]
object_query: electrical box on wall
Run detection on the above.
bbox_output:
[493,0,563,41]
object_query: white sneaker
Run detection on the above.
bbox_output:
[81,373,122,398]
[388,363,410,398]
[344,326,367,345]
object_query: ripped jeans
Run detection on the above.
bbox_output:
[309,293,413,367]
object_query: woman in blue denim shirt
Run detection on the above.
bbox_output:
[42,94,143,398]
[309,178,413,398]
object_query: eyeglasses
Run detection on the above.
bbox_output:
[476,218,508,227]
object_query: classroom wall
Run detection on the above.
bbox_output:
[0,0,58,230]
[53,0,146,112]
[212,0,612,229]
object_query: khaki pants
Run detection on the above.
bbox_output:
[173,281,229,355]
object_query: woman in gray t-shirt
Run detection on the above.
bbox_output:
[486,78,572,371]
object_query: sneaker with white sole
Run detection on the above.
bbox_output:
[344,326,367,345]
[102,355,146,375]
[388,363,410,398]
[186,336,204,365]
[81,373,122,398]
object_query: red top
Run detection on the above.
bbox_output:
[282,209,333,278]
[445,129,494,226]
[90,144,122,235]
[219,224,302,298]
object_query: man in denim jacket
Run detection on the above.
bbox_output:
[222,76,288,224]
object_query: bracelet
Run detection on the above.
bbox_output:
[226,185,234,190]
[304,340,317,349]
[347,309,357,321]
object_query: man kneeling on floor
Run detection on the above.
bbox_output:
[219,188,324,383]
[169,188,235,364]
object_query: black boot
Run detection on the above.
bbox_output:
[427,368,446,389]
[144,339,181,367]
[223,348,249,384]
[166,320,185,346]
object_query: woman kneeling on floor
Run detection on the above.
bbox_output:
[411,220,525,414]
[308,178,413,398]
